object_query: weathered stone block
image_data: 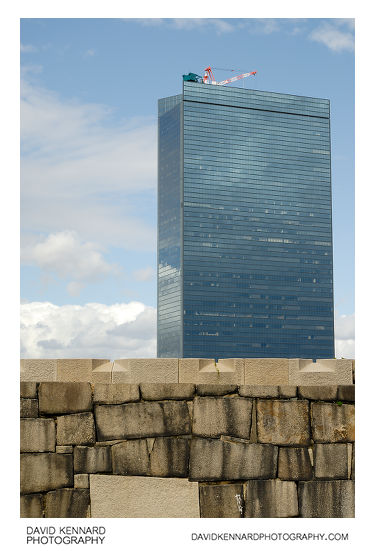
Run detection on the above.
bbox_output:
[74,446,112,473]
[298,386,337,401]
[140,383,195,401]
[20,494,44,518]
[351,444,355,480]
[113,358,178,383]
[239,385,279,398]
[298,481,355,517]
[257,400,310,445]
[244,359,289,385]
[112,440,150,475]
[150,437,190,477]
[56,359,109,382]
[179,359,244,385]
[189,438,277,481]
[90,475,199,518]
[244,480,298,518]
[337,385,355,402]
[20,382,38,398]
[192,396,252,439]
[199,483,244,518]
[20,418,55,453]
[93,383,139,404]
[74,474,89,489]
[278,385,297,398]
[289,359,353,386]
[20,453,73,494]
[314,444,349,479]
[196,384,238,396]
[20,359,56,382]
[45,489,90,518]
[56,446,73,453]
[95,401,191,441]
[278,447,313,480]
[91,361,112,383]
[56,413,95,446]
[311,403,355,442]
[39,382,92,414]
[20,398,38,418]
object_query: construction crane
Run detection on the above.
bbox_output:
[202,66,256,86]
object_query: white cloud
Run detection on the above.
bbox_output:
[309,21,354,52]
[133,266,154,281]
[21,231,118,295]
[335,313,355,358]
[20,301,156,359]
[83,49,95,57]
[21,43,38,53]
[135,18,235,34]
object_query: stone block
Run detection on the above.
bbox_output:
[311,403,355,442]
[74,474,89,489]
[74,446,112,474]
[95,401,191,441]
[244,480,298,518]
[196,384,238,396]
[192,396,252,439]
[244,358,289,385]
[257,400,310,445]
[20,398,38,418]
[298,481,355,517]
[298,386,337,401]
[20,494,44,518]
[56,359,109,382]
[112,358,178,383]
[314,444,349,479]
[20,382,38,398]
[91,361,112,383]
[189,438,277,481]
[90,475,200,518]
[278,447,313,480]
[140,383,195,400]
[351,444,355,480]
[20,359,56,382]
[45,489,90,518]
[56,446,73,453]
[20,453,73,494]
[39,382,93,414]
[56,413,95,446]
[21,418,56,453]
[199,483,244,518]
[239,385,279,398]
[93,383,139,404]
[337,385,355,402]
[179,358,244,385]
[278,385,297,398]
[150,437,190,477]
[112,440,150,475]
[289,359,353,386]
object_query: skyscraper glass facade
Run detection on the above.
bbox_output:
[158,81,334,359]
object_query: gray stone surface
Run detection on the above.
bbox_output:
[314,444,349,479]
[140,383,195,400]
[20,382,38,398]
[112,440,150,475]
[298,386,337,401]
[351,444,355,480]
[189,438,277,481]
[39,382,93,414]
[278,447,313,480]
[245,480,298,518]
[74,474,89,488]
[298,481,355,518]
[20,418,55,453]
[56,446,73,453]
[20,494,44,518]
[95,401,191,441]
[257,400,310,445]
[199,483,244,518]
[45,489,90,518]
[311,403,355,442]
[56,413,95,446]
[21,453,73,494]
[74,445,112,474]
[192,397,252,439]
[93,383,139,404]
[278,386,297,398]
[239,385,279,398]
[150,437,190,477]
[337,385,355,402]
[20,398,38,418]
[196,384,238,396]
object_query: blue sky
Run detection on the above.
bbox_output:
[20,17,355,358]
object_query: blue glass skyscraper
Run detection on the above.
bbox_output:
[157,81,334,359]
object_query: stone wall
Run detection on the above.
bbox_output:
[20,381,355,518]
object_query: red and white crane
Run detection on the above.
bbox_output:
[202,66,257,86]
